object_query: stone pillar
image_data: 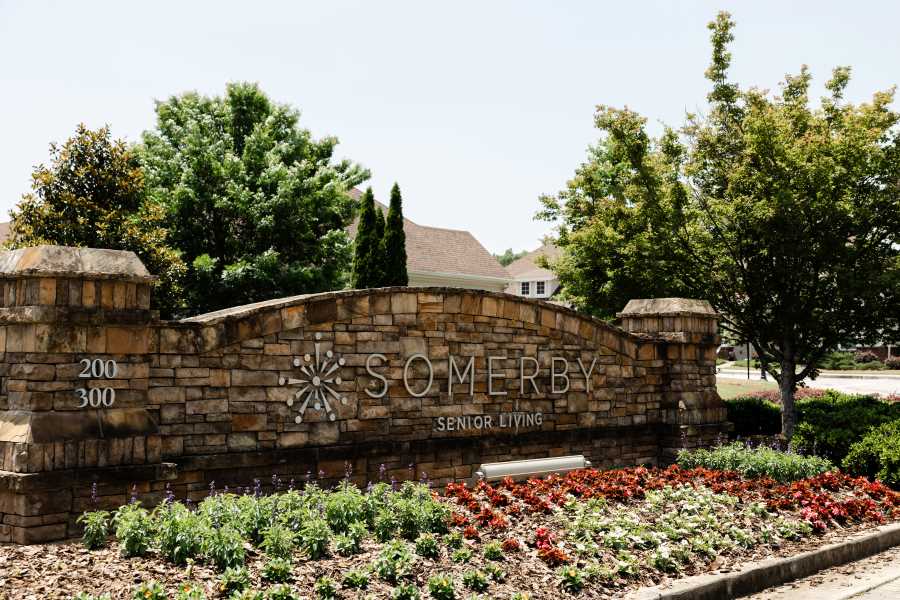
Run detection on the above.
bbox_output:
[0,246,169,543]
[617,298,730,463]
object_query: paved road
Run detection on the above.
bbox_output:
[718,370,900,396]
[743,545,900,599]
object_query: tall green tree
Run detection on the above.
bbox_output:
[540,12,900,440]
[373,205,386,286]
[352,188,379,288]
[138,82,368,313]
[382,182,409,286]
[8,124,186,316]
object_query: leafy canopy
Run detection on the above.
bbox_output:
[540,12,900,438]
[8,124,186,316]
[138,82,369,314]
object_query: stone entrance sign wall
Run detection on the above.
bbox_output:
[0,246,728,543]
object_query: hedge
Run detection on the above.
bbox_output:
[843,419,900,488]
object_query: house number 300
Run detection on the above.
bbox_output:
[76,358,118,408]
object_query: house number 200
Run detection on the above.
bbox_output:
[76,358,118,408]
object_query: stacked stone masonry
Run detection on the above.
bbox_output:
[0,246,728,543]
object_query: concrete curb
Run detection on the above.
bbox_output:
[629,522,900,600]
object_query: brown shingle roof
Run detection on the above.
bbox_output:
[347,190,509,281]
[506,243,561,279]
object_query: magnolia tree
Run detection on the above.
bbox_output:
[539,12,900,440]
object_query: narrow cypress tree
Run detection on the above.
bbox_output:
[383,182,409,286]
[351,187,377,288]
[372,206,386,286]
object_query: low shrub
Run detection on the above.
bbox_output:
[298,518,331,560]
[886,356,900,370]
[451,547,472,563]
[843,419,900,487]
[794,391,900,462]
[260,523,295,559]
[677,442,833,482]
[724,397,781,436]
[77,510,110,550]
[853,350,881,364]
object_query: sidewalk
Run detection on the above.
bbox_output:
[743,545,900,600]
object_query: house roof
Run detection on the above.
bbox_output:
[506,243,561,280]
[347,190,510,282]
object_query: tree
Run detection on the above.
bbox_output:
[382,183,409,286]
[352,188,379,288]
[539,12,900,440]
[494,248,527,267]
[138,82,368,314]
[8,124,186,316]
[373,205,386,286]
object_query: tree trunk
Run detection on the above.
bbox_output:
[780,355,797,442]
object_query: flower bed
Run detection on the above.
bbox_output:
[1,465,898,600]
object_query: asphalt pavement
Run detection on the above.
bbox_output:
[717,369,900,396]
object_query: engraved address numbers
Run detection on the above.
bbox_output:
[76,358,118,408]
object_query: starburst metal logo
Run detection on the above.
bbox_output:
[279,332,347,423]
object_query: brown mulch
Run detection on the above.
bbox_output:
[0,521,892,600]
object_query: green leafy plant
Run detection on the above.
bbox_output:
[375,540,413,583]
[443,532,463,549]
[677,442,833,482]
[77,510,110,550]
[482,541,503,561]
[219,566,251,596]
[298,518,331,560]
[73,594,112,600]
[427,574,456,600]
[228,590,264,600]
[174,583,208,600]
[483,564,507,583]
[844,419,900,486]
[324,482,367,533]
[343,567,370,589]
[558,565,584,593]
[391,582,421,600]
[314,576,338,600]
[451,547,472,563]
[724,397,781,436]
[264,584,298,600]
[794,392,900,462]
[155,502,202,565]
[461,570,488,592]
[202,525,246,570]
[261,523,295,560]
[132,581,167,600]
[415,533,440,558]
[114,503,153,558]
[262,557,293,583]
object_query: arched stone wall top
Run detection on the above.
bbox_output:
[171,287,645,357]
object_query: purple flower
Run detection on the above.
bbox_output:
[209,480,216,497]
[129,484,138,504]
[344,461,353,480]
[165,483,175,504]
[391,476,398,492]
[318,469,325,481]
[288,478,295,491]
[379,463,387,481]
[90,481,98,507]
[253,478,262,498]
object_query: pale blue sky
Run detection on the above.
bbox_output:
[1,1,897,253]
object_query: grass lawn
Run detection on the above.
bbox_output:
[717,378,778,399]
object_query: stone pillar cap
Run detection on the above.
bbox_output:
[617,298,718,318]
[0,245,155,284]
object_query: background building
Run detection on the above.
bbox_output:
[505,243,561,299]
